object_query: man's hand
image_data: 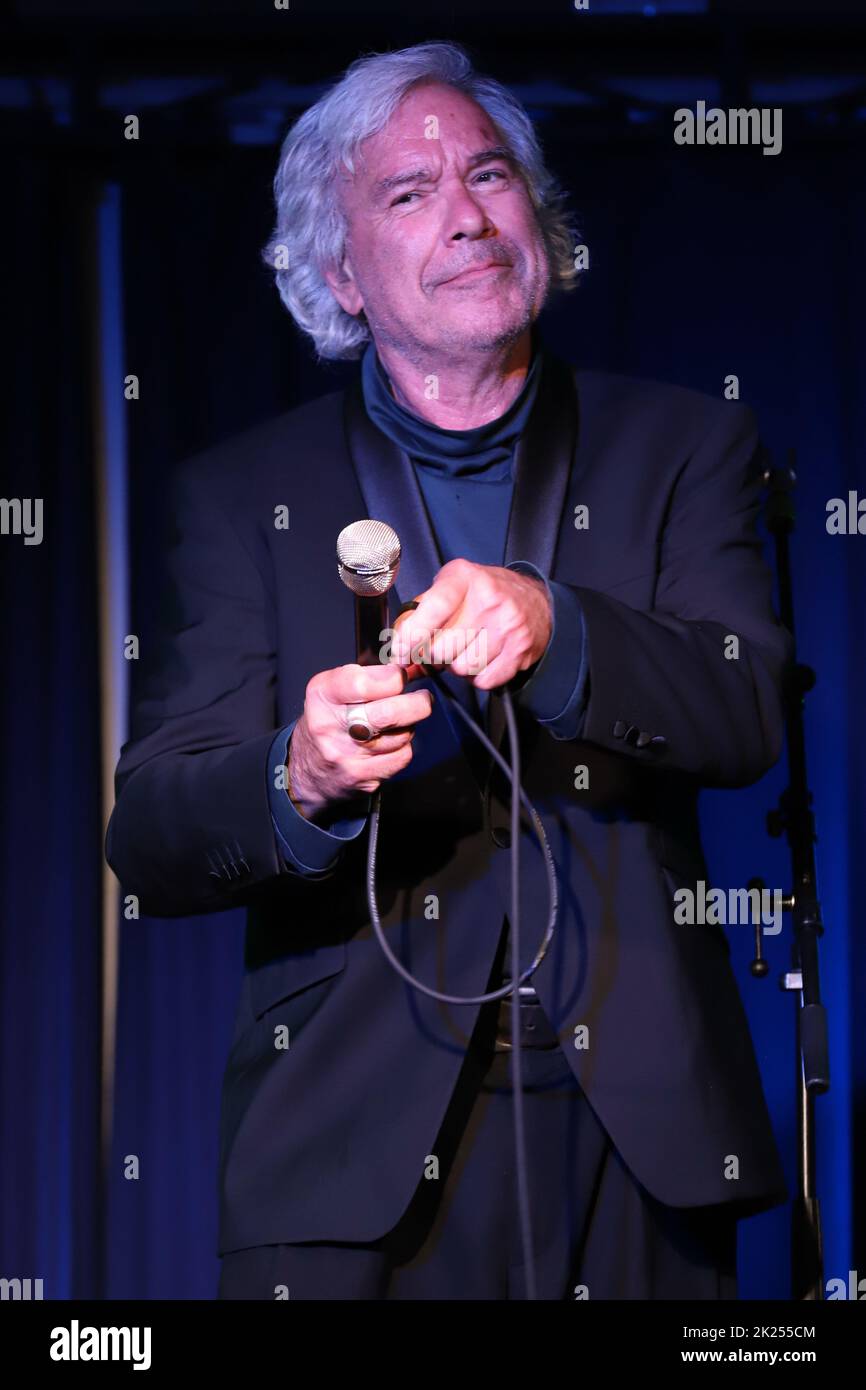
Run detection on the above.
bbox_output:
[391,559,553,690]
[288,662,433,821]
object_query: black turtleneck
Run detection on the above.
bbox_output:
[360,339,542,569]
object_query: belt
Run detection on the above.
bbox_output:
[493,987,561,1051]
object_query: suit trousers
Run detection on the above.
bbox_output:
[218,995,738,1301]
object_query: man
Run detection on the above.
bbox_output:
[106,40,790,1300]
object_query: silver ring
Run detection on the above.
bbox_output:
[346,702,378,742]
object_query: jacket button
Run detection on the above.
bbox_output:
[612,720,627,739]
[650,735,667,751]
[636,731,652,748]
[624,725,640,746]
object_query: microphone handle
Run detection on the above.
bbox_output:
[354,593,390,667]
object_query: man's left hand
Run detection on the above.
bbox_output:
[391,559,553,691]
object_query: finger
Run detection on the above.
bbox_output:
[351,742,415,790]
[362,689,434,731]
[393,564,471,664]
[427,620,469,668]
[471,650,516,691]
[323,662,408,706]
[449,626,495,678]
[427,609,500,669]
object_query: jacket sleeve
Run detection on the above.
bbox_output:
[504,560,589,740]
[532,402,792,788]
[267,720,369,877]
[104,463,361,917]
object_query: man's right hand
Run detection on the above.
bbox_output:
[286,662,434,822]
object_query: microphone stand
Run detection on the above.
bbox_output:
[748,449,830,1302]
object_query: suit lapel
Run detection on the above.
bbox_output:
[484,353,580,772]
[503,351,578,575]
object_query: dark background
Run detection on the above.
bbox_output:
[2,0,864,1300]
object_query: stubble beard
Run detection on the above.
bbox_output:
[368,260,550,369]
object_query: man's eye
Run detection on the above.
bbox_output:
[390,170,507,206]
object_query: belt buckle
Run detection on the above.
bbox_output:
[494,985,542,1051]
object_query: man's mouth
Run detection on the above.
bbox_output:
[440,261,512,286]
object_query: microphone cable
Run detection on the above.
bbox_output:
[365,667,559,1301]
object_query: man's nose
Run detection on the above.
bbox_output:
[443,184,497,241]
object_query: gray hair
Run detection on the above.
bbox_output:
[262,41,580,360]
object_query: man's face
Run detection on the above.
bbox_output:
[327,81,551,358]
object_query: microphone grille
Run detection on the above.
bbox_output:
[336,519,401,596]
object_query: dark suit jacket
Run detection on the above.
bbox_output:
[105,350,791,1253]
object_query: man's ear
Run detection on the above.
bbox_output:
[324,257,364,317]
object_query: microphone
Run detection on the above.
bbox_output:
[336,519,402,667]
